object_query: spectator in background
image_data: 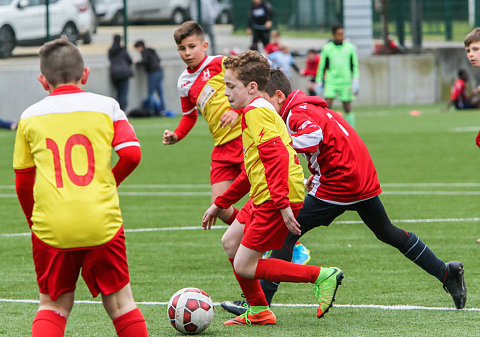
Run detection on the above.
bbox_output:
[301,49,320,96]
[446,69,480,110]
[134,40,166,116]
[108,34,133,111]
[0,118,16,130]
[189,0,218,55]
[247,0,274,51]
[267,44,299,80]
[264,30,281,55]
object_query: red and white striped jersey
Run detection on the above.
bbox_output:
[280,90,381,204]
[176,55,242,146]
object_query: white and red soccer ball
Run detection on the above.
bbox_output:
[167,287,214,334]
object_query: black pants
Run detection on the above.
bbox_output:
[261,195,446,305]
[113,78,130,112]
[250,29,270,51]
[270,195,408,262]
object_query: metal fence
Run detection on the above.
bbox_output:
[232,0,342,31]
[232,0,478,44]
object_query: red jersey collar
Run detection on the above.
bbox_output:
[49,85,85,96]
[187,55,208,74]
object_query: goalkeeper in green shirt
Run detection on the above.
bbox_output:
[316,24,359,127]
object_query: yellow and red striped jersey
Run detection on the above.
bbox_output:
[177,55,242,145]
[241,97,304,207]
[13,86,140,249]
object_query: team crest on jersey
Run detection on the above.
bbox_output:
[202,69,212,82]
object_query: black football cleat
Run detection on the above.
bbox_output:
[443,261,466,309]
[221,300,249,316]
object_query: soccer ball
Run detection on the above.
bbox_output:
[167,287,214,334]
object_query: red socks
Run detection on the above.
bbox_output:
[228,258,269,307]
[31,308,148,337]
[113,308,149,337]
[255,258,320,283]
[32,310,67,337]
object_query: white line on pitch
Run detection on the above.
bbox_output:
[119,192,212,196]
[451,126,480,132]
[3,217,480,238]
[1,182,480,190]
[120,184,211,189]
[0,298,476,312]
[381,183,480,187]
[382,191,480,195]
[1,190,480,198]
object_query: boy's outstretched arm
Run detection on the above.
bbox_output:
[202,169,250,229]
[163,111,198,145]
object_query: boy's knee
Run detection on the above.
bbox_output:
[232,259,254,279]
[221,232,238,258]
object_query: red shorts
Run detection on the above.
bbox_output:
[236,199,253,224]
[210,137,244,184]
[241,201,303,252]
[32,227,130,301]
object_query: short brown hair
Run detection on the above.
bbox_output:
[223,50,270,90]
[39,37,84,87]
[264,68,292,97]
[464,28,480,47]
[174,21,204,45]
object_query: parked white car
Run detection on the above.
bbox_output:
[72,0,97,44]
[92,0,122,25]
[216,0,231,24]
[94,0,190,25]
[0,0,80,58]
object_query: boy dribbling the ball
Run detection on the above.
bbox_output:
[202,50,344,325]
[13,38,148,337]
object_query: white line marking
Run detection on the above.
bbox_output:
[451,126,480,132]
[0,298,476,311]
[3,218,480,238]
[0,183,479,190]
[1,190,480,198]
[382,191,480,195]
[120,184,211,189]
[381,183,480,187]
[119,192,212,196]
[126,226,228,232]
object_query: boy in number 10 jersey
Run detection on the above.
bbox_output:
[13,38,148,337]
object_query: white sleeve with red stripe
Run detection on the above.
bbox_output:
[111,103,140,151]
[286,112,323,154]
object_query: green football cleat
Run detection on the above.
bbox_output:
[313,267,344,318]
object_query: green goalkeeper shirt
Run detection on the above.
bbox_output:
[316,40,359,86]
